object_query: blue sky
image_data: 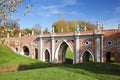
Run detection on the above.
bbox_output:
[14,0,120,31]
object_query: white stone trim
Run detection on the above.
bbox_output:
[51,37,55,62]
[95,37,100,62]
[39,37,43,61]
[75,36,79,63]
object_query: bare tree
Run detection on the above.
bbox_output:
[32,24,42,35]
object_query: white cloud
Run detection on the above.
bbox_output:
[40,5,62,16]
[30,0,81,17]
[41,5,58,10]
[115,6,120,13]
[102,18,120,29]
[70,11,78,15]
[62,0,77,6]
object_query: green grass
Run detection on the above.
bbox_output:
[0,44,47,71]
[0,63,120,80]
[0,67,96,80]
[0,44,120,80]
[66,47,73,63]
[66,47,73,59]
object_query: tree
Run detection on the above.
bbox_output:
[52,19,95,33]
[52,19,66,33]
[20,29,27,36]
[0,0,32,37]
[0,19,20,37]
[44,27,49,34]
[23,28,32,34]
[77,20,95,31]
[52,19,77,33]
[32,24,42,35]
[0,0,32,27]
[0,0,23,24]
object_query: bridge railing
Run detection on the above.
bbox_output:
[40,31,95,37]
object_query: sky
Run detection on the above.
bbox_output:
[14,0,120,31]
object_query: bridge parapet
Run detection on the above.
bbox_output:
[39,31,103,38]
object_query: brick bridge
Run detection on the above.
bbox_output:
[1,27,120,64]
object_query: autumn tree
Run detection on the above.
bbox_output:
[0,0,31,24]
[0,0,23,24]
[77,20,95,31]
[44,27,49,34]
[0,19,20,37]
[23,28,32,34]
[52,19,77,33]
[52,19,66,33]
[0,0,32,37]
[52,19,95,33]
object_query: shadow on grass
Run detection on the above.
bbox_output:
[63,59,73,64]
[59,62,120,76]
[18,59,73,71]
[17,60,120,76]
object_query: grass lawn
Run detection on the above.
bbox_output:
[0,44,47,72]
[66,47,73,64]
[0,67,96,80]
[0,44,120,80]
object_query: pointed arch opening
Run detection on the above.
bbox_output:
[45,49,50,62]
[16,48,18,52]
[106,52,115,62]
[81,50,94,62]
[35,48,38,59]
[23,46,29,56]
[57,42,73,64]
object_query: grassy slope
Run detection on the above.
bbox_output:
[0,45,120,80]
[0,44,46,70]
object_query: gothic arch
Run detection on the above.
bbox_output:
[16,47,18,52]
[55,40,74,64]
[106,52,115,62]
[80,50,94,62]
[23,46,30,56]
[43,49,51,62]
[35,48,38,59]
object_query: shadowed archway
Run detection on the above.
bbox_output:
[57,42,73,64]
[23,46,29,56]
[81,50,94,62]
[45,49,50,62]
[106,52,115,62]
[16,48,18,52]
[35,48,38,59]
